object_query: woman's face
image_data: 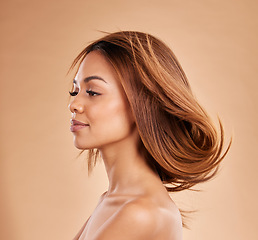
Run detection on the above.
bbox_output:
[69,51,135,150]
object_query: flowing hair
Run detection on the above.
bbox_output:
[70,31,231,192]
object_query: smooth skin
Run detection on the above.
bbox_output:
[69,51,183,240]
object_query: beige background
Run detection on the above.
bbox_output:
[1,0,257,239]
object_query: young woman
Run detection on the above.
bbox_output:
[68,31,230,240]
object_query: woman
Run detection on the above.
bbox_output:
[68,31,230,240]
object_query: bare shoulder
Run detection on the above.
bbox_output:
[92,196,182,240]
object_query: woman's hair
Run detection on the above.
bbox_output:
[70,31,231,192]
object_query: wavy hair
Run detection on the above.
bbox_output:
[70,31,231,192]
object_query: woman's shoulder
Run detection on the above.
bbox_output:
[92,194,182,240]
[130,195,183,238]
[124,194,181,220]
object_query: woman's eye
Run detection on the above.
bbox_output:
[69,91,78,96]
[86,90,100,97]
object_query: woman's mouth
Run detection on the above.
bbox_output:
[70,119,89,132]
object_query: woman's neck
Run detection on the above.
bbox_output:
[99,137,159,196]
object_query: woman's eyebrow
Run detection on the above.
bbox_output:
[73,75,107,84]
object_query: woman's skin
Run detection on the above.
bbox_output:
[69,51,183,240]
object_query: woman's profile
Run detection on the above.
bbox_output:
[68,31,230,240]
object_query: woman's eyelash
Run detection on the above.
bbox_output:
[69,90,100,97]
[86,90,100,97]
[69,91,78,96]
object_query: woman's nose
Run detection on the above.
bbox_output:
[69,98,84,114]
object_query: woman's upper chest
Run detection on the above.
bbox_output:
[78,192,180,240]
[79,196,129,239]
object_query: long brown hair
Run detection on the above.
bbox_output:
[70,31,231,192]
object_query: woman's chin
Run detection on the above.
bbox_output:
[73,141,87,150]
[75,145,86,150]
[73,141,95,150]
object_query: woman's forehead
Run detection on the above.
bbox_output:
[75,51,118,84]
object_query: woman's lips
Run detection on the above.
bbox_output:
[70,119,89,132]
